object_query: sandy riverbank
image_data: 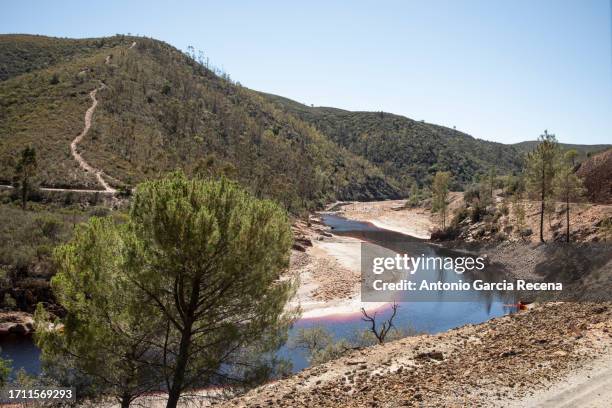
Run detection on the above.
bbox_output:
[288,194,465,319]
[335,193,463,240]
[287,230,388,319]
[336,199,433,239]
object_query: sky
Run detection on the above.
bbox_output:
[2,0,611,145]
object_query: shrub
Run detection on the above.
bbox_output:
[452,206,470,225]
[464,184,480,203]
[430,225,460,241]
[35,215,62,240]
[470,202,486,223]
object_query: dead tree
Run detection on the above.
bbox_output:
[360,302,399,344]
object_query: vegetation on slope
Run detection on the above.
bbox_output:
[0,34,128,81]
[513,140,610,162]
[1,35,400,212]
[0,195,117,313]
[0,37,124,188]
[577,148,612,204]
[261,93,525,190]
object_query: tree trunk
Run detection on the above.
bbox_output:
[442,205,446,229]
[120,395,132,408]
[566,194,570,243]
[21,175,27,210]
[166,323,193,408]
[539,163,545,243]
[166,275,201,408]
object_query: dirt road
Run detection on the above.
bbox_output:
[508,354,612,407]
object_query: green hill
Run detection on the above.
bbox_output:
[2,34,607,212]
[513,141,610,162]
[260,93,525,189]
[0,34,129,81]
[0,35,400,212]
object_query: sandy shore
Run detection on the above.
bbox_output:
[288,233,388,319]
[337,199,433,239]
[335,194,463,240]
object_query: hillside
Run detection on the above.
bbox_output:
[0,34,130,81]
[261,93,525,189]
[2,34,608,213]
[513,140,611,162]
[577,148,612,204]
[0,35,400,212]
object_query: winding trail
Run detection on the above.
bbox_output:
[2,43,138,195]
[69,83,116,193]
[66,42,139,193]
[2,43,140,194]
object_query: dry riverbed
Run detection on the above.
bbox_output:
[287,219,387,318]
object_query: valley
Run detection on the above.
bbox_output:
[0,31,611,408]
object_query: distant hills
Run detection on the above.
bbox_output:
[260,93,525,189]
[0,35,400,211]
[513,141,610,161]
[1,34,608,211]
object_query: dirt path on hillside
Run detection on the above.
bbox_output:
[69,84,116,193]
[68,42,137,193]
[2,45,139,195]
[0,82,117,195]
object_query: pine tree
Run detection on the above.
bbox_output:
[36,173,296,408]
[14,146,37,210]
[125,172,295,408]
[432,172,451,228]
[525,131,559,242]
[35,217,159,408]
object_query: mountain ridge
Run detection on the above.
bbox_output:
[1,34,608,211]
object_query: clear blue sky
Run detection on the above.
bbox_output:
[2,0,611,145]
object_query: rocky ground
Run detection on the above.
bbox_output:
[218,302,612,407]
[0,311,34,335]
[446,191,611,243]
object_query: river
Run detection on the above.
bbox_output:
[0,213,517,376]
[278,214,518,371]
